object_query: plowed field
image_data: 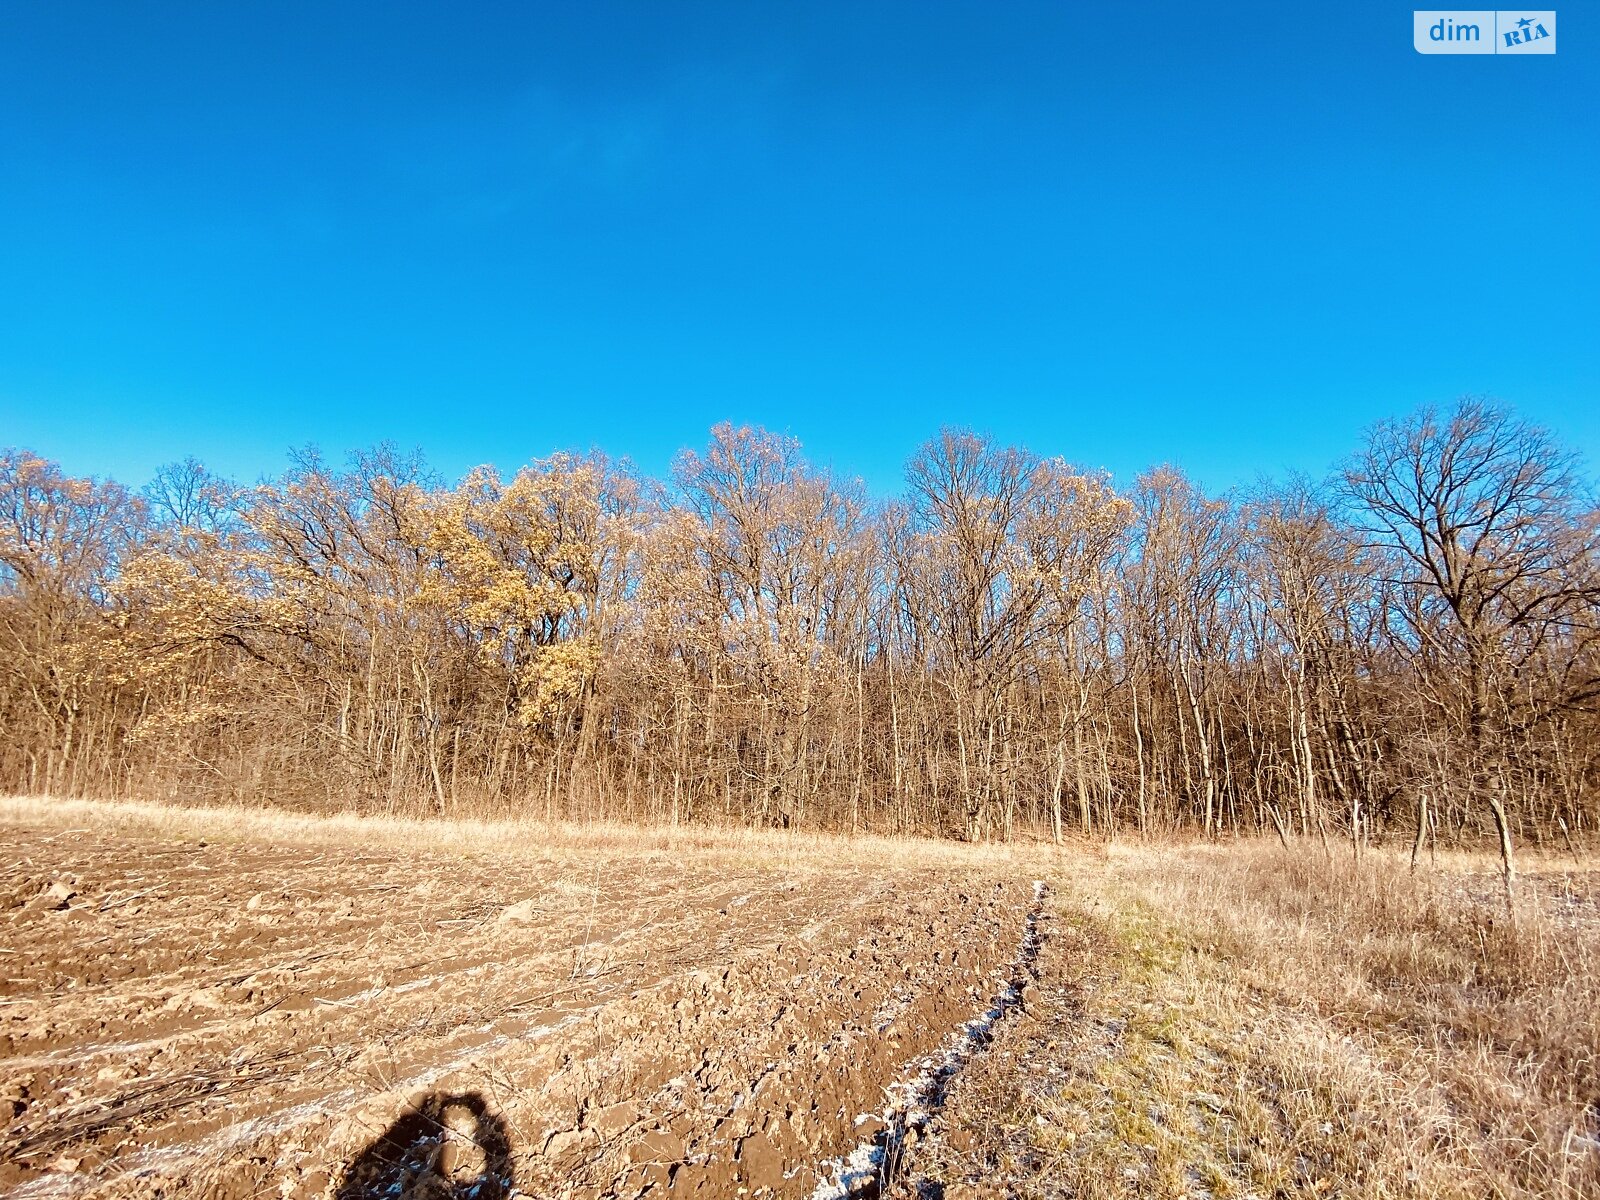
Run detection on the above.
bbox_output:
[0,800,1049,1199]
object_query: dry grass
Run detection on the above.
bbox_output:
[0,792,1068,876]
[1121,843,1600,1194]
[905,841,1600,1199]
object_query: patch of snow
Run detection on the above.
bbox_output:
[812,1140,886,1200]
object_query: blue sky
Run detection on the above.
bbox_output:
[2,2,1595,497]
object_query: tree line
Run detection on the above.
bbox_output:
[3,398,1597,865]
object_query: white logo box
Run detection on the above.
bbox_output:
[1414,10,1556,53]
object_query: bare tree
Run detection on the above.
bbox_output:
[1343,398,1600,890]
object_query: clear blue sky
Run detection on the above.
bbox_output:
[2,2,1595,496]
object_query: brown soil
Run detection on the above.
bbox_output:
[0,818,1041,1199]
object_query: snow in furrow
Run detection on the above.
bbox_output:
[810,880,1048,1200]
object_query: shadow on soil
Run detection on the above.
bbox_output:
[336,1092,513,1200]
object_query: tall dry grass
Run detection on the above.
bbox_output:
[1111,841,1600,1197]
[0,792,1071,876]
